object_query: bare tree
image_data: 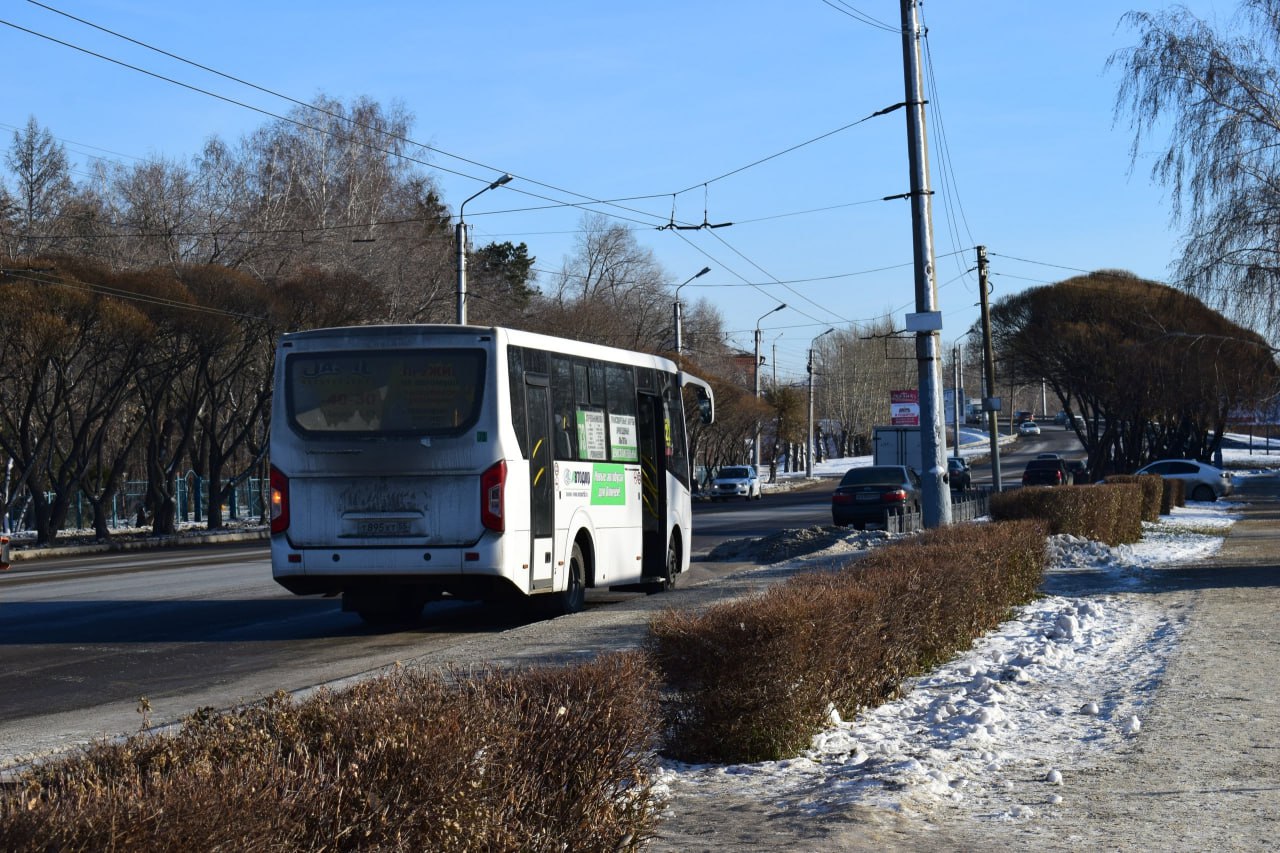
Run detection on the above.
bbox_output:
[1113,1,1280,342]
[543,213,672,349]
[818,317,915,457]
[4,117,72,258]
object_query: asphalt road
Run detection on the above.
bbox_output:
[968,422,1086,487]
[0,488,836,769]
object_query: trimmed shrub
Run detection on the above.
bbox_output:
[989,483,1143,545]
[0,653,660,852]
[647,581,844,763]
[648,519,1049,764]
[1161,477,1187,512]
[1104,474,1163,522]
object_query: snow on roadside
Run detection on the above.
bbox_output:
[655,498,1242,824]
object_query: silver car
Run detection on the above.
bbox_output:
[1135,459,1234,501]
[709,465,762,500]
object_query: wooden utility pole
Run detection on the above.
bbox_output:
[978,245,1003,490]
[899,0,951,527]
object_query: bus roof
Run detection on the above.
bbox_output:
[280,324,687,375]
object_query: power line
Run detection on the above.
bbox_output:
[819,0,899,33]
[987,252,1092,274]
[676,103,905,195]
[1,269,267,321]
[19,1,687,227]
[0,15,685,234]
[18,2,908,236]
[704,229,848,325]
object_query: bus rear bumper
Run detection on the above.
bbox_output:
[270,536,516,596]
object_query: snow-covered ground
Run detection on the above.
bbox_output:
[658,460,1262,826]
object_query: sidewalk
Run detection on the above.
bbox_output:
[1016,473,1280,850]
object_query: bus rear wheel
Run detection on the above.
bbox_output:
[541,543,586,617]
[643,538,679,594]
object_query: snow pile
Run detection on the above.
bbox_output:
[657,499,1240,824]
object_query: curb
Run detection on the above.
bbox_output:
[5,529,270,563]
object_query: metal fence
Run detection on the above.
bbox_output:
[5,475,267,534]
[883,487,992,535]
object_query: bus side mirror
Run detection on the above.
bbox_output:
[697,394,713,424]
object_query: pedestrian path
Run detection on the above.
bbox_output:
[1024,473,1280,850]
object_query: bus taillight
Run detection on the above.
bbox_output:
[481,461,506,532]
[270,466,290,534]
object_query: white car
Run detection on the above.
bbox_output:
[709,465,762,500]
[1018,421,1041,436]
[1135,459,1234,501]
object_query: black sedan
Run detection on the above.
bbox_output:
[831,465,922,529]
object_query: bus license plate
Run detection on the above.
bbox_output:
[357,520,411,536]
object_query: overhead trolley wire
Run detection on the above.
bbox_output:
[6,6,680,230]
[15,0,922,330]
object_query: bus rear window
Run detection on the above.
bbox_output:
[287,349,486,436]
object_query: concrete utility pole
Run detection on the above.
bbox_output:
[753,304,786,470]
[807,328,835,478]
[899,0,951,527]
[978,245,1003,490]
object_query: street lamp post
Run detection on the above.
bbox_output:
[753,303,786,470]
[806,327,835,479]
[673,266,711,363]
[456,173,513,325]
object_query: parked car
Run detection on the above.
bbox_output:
[831,465,922,529]
[1134,459,1234,501]
[709,465,762,500]
[947,456,972,490]
[1018,420,1041,436]
[1021,457,1072,486]
[1065,459,1089,482]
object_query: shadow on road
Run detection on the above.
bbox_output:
[0,596,560,644]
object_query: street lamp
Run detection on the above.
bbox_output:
[456,173,513,325]
[673,266,711,362]
[753,303,786,470]
[806,327,835,478]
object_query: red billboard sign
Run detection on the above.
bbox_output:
[890,389,919,426]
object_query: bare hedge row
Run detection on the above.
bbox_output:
[990,481,1143,545]
[0,656,661,853]
[646,519,1049,763]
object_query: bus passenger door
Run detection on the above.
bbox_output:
[525,380,555,590]
[637,391,668,577]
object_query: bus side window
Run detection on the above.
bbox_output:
[661,373,690,487]
[551,355,577,460]
[507,347,529,457]
[605,364,638,463]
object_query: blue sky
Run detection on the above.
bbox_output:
[1,1,1232,382]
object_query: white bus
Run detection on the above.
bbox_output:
[268,324,714,625]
